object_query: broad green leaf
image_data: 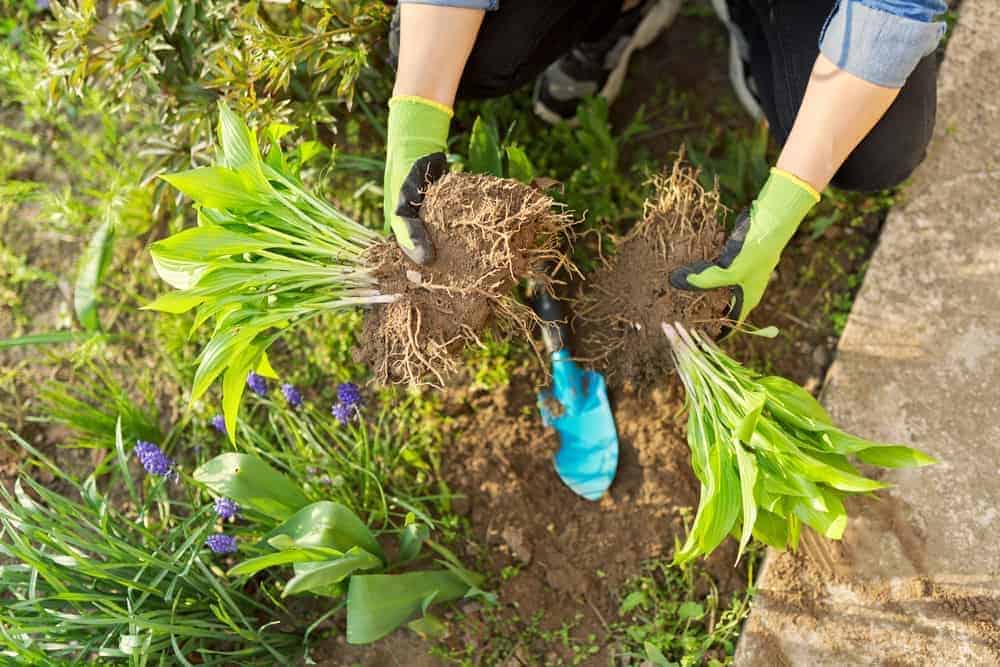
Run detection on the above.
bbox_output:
[221,341,263,444]
[193,453,309,521]
[74,217,114,331]
[142,291,205,314]
[791,450,887,493]
[217,101,263,172]
[619,591,647,614]
[255,351,279,379]
[855,446,937,468]
[346,570,472,644]
[283,547,382,597]
[759,376,832,425]
[751,508,789,549]
[228,545,344,577]
[397,521,429,565]
[148,251,210,291]
[467,116,502,177]
[191,326,259,402]
[151,225,275,263]
[794,488,847,540]
[735,391,765,444]
[264,501,383,560]
[160,166,263,211]
[505,145,535,183]
[296,141,327,168]
[732,443,758,559]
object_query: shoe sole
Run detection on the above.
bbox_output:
[533,0,684,126]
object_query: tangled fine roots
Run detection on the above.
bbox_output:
[573,158,731,389]
[358,173,575,387]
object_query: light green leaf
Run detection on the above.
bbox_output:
[228,545,344,578]
[407,614,448,640]
[619,591,647,614]
[193,453,309,521]
[677,601,705,620]
[160,166,263,211]
[505,145,535,183]
[142,291,205,314]
[759,376,833,425]
[221,341,263,444]
[735,391,766,444]
[283,547,382,597]
[643,642,674,667]
[750,508,789,549]
[255,351,279,379]
[217,101,262,171]
[263,501,383,560]
[191,327,259,402]
[733,442,758,559]
[467,116,503,177]
[74,217,114,332]
[346,570,473,644]
[397,521,429,565]
[855,446,937,468]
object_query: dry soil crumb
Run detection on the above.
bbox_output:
[573,160,731,389]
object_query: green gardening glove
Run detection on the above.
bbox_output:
[670,168,820,332]
[384,96,452,265]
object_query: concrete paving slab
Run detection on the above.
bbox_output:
[735,1,1000,664]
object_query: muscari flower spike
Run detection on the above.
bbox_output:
[205,534,238,554]
[331,402,356,426]
[210,414,227,435]
[246,371,268,396]
[337,382,362,408]
[214,497,240,520]
[281,383,303,408]
[134,440,174,478]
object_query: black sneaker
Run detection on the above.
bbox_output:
[710,0,763,120]
[533,0,683,125]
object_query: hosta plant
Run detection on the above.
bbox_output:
[194,453,489,644]
[662,323,936,564]
[146,102,391,441]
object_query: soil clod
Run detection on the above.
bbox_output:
[358,173,574,386]
[573,160,731,387]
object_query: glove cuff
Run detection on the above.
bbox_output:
[387,96,452,161]
[753,167,820,234]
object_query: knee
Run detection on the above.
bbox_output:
[831,138,930,192]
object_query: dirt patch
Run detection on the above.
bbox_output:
[358,173,574,387]
[573,161,730,388]
[430,367,745,663]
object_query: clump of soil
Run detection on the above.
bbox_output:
[574,160,731,388]
[358,173,574,386]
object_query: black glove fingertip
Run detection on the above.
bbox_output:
[669,261,714,291]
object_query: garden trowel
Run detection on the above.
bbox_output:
[531,289,619,500]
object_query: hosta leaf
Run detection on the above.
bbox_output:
[750,508,789,549]
[263,501,383,560]
[792,450,887,493]
[855,446,937,468]
[217,101,262,171]
[735,391,766,444]
[733,442,758,559]
[467,116,503,177]
[283,547,382,597]
[760,375,832,427]
[151,225,275,263]
[160,166,261,211]
[505,145,535,184]
[191,327,259,402]
[221,341,264,444]
[193,453,309,521]
[793,490,847,540]
[346,570,473,644]
[142,291,205,314]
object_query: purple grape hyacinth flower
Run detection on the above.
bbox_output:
[337,382,362,409]
[214,497,240,520]
[210,415,227,435]
[205,534,238,554]
[331,402,355,426]
[247,371,268,396]
[134,441,174,478]
[281,383,303,408]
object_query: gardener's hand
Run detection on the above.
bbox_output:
[384,96,453,265]
[669,168,820,332]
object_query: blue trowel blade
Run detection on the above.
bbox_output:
[538,352,619,501]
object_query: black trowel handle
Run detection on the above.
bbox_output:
[531,289,570,354]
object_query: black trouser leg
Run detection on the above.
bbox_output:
[457,0,622,99]
[733,0,938,192]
